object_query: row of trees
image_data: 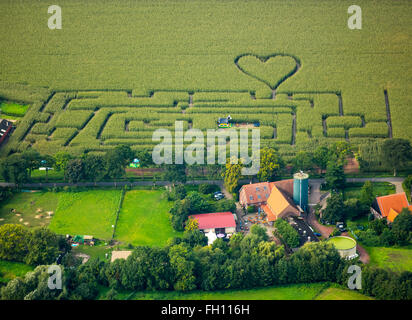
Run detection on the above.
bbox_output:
[273,219,300,248]
[0,224,69,265]
[0,145,153,184]
[1,223,411,300]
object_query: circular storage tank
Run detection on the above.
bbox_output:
[293,172,309,210]
[328,236,357,259]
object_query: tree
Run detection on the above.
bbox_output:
[53,151,72,172]
[185,217,199,232]
[21,149,41,177]
[381,139,412,176]
[25,228,62,265]
[325,157,345,191]
[0,154,29,184]
[83,154,105,182]
[168,243,196,291]
[163,164,186,185]
[359,181,375,206]
[322,193,346,224]
[313,146,329,173]
[223,157,243,193]
[182,230,208,247]
[64,159,84,183]
[213,199,236,213]
[292,151,313,172]
[274,219,300,248]
[250,224,269,242]
[104,145,134,179]
[391,208,412,245]
[135,149,153,167]
[329,141,351,162]
[257,147,281,181]
[0,224,29,262]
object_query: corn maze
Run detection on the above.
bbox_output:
[1,54,393,162]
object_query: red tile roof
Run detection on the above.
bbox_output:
[189,212,236,230]
[376,192,409,218]
[239,182,272,205]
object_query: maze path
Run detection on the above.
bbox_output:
[1,88,392,162]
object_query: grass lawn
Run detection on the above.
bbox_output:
[315,287,373,300]
[49,189,122,240]
[114,190,182,246]
[130,282,372,300]
[0,102,29,117]
[71,242,113,261]
[365,245,412,272]
[344,182,396,201]
[0,260,34,284]
[0,191,60,228]
[30,169,64,181]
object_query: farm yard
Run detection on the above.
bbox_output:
[0,0,411,163]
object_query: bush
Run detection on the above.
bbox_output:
[198,183,220,194]
[247,206,255,213]
[274,219,300,248]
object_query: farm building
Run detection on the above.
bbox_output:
[0,119,13,145]
[371,192,412,223]
[189,211,236,235]
[239,177,304,223]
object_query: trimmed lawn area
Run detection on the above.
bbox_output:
[0,260,34,284]
[30,169,64,181]
[0,102,29,117]
[49,189,122,240]
[315,287,373,300]
[0,191,60,228]
[98,282,373,300]
[114,189,182,246]
[365,245,412,272]
[71,242,113,261]
[131,283,335,300]
[344,182,396,201]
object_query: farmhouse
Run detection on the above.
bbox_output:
[239,178,303,223]
[0,119,13,145]
[371,192,412,223]
[189,211,236,235]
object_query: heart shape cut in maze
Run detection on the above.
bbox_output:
[235,54,299,90]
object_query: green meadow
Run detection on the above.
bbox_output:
[49,189,122,239]
[114,189,182,246]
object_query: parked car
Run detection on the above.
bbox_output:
[314,232,322,237]
[214,191,224,200]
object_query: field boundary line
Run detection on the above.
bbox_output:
[111,186,126,240]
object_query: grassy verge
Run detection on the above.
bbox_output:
[364,245,412,272]
[0,260,34,284]
[344,182,395,201]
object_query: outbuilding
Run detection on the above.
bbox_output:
[189,211,236,235]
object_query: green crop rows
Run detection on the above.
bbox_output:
[0,86,393,159]
[0,0,411,159]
